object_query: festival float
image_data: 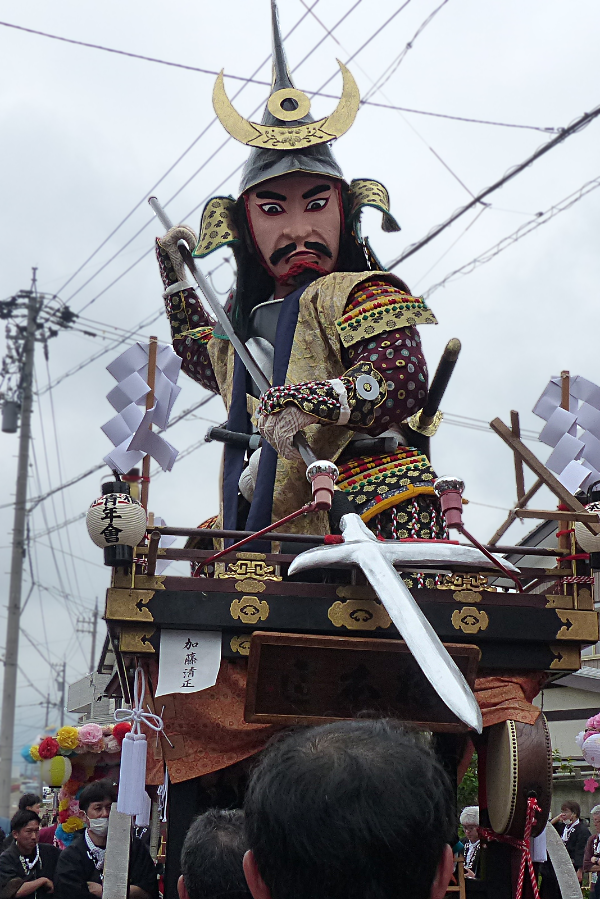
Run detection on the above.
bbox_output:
[82,4,600,898]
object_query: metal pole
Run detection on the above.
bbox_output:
[90,600,98,675]
[0,282,39,817]
[60,661,66,728]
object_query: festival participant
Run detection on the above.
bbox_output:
[459,807,481,880]
[0,810,60,897]
[551,801,590,882]
[583,805,600,897]
[178,809,250,899]
[18,797,42,817]
[242,719,454,899]
[53,780,157,899]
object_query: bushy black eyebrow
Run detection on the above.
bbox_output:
[255,190,287,200]
[302,184,331,199]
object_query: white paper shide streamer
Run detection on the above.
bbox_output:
[533,375,600,495]
[101,342,182,474]
[115,668,164,821]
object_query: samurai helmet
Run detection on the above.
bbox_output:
[213,0,359,195]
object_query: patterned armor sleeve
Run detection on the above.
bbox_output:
[256,278,435,433]
[156,238,220,394]
[338,278,433,435]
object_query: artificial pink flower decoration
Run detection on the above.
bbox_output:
[77,722,103,746]
[584,778,599,793]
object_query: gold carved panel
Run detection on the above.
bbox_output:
[451,606,489,634]
[230,597,269,625]
[328,599,391,631]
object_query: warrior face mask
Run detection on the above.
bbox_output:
[245,173,342,296]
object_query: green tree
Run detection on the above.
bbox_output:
[458,753,478,810]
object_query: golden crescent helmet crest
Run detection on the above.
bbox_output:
[212,0,360,195]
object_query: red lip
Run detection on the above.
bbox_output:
[284,250,319,264]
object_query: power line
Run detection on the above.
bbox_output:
[53,3,324,301]
[69,1,365,314]
[0,16,558,135]
[422,175,600,298]
[386,102,600,269]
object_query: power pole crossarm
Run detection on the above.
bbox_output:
[0,283,39,817]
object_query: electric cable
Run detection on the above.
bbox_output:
[386,102,600,269]
[54,3,324,300]
[422,175,600,298]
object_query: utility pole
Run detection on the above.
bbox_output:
[77,599,99,675]
[55,661,67,729]
[0,273,76,816]
[0,277,39,817]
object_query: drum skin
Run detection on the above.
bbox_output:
[486,713,552,838]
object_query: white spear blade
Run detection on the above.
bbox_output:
[288,513,483,732]
[357,543,482,732]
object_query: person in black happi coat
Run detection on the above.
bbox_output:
[0,810,60,898]
[53,780,157,899]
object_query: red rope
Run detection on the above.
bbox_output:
[479,797,540,899]
[555,529,575,537]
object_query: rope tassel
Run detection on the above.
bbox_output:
[114,667,165,818]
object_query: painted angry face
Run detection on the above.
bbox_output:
[245,173,342,297]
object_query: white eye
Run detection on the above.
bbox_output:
[260,203,284,215]
[306,197,328,211]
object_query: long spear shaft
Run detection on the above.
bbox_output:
[148,196,317,467]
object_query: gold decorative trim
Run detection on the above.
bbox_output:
[193,196,239,259]
[119,626,156,654]
[213,61,359,149]
[545,594,575,609]
[230,635,251,656]
[328,599,391,630]
[112,571,165,591]
[105,588,155,623]
[451,606,489,634]
[555,609,599,641]
[230,597,269,625]
[217,553,282,588]
[348,179,400,233]
[549,644,581,670]
[406,409,443,438]
[438,573,493,592]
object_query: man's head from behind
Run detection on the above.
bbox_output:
[243,719,454,899]
[179,808,251,899]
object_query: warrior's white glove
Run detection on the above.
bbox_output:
[157,225,198,283]
[256,407,318,461]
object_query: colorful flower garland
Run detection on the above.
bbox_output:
[26,722,131,764]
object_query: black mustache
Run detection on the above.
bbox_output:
[269,243,297,266]
[269,241,333,266]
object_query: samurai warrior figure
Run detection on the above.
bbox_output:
[156,1,445,551]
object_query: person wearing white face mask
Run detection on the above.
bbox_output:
[53,780,157,899]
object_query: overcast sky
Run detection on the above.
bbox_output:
[1,0,599,768]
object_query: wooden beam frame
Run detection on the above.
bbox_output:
[489,417,600,535]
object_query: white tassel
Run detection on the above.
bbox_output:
[135,789,151,827]
[114,667,166,818]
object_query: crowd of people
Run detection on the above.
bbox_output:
[1,721,599,899]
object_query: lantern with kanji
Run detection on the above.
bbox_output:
[86,481,147,567]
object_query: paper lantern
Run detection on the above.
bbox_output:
[86,492,147,549]
[39,755,72,787]
[574,502,600,553]
[582,733,600,768]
